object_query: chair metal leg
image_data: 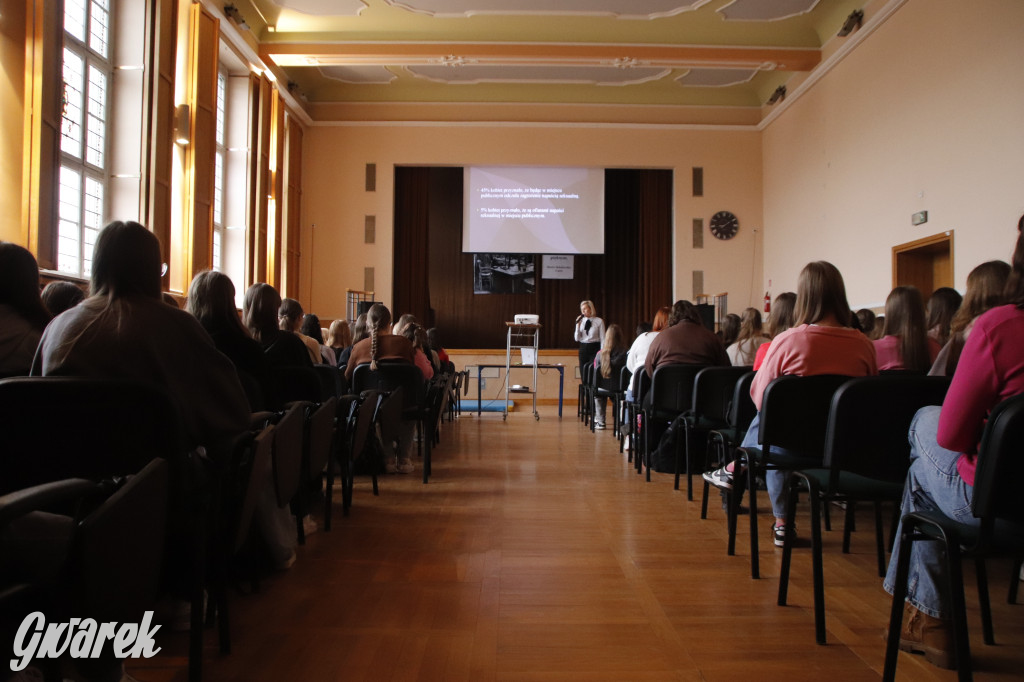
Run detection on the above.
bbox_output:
[943,537,973,681]
[882,523,916,682]
[747,458,761,579]
[874,501,887,578]
[841,503,854,553]
[975,558,994,645]
[1009,559,1023,604]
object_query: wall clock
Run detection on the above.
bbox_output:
[709,211,739,240]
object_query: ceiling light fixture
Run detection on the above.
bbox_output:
[766,85,786,106]
[837,9,864,37]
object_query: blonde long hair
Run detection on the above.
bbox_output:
[367,303,392,370]
[598,324,625,378]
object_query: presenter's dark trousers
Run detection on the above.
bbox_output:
[578,342,600,377]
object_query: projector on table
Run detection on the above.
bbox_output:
[513,314,539,325]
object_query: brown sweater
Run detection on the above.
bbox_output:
[343,333,415,381]
[644,320,729,376]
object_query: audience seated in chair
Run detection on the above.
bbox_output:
[925,286,963,349]
[752,292,797,370]
[401,323,435,379]
[301,312,335,366]
[882,217,1024,671]
[726,307,769,367]
[929,260,1010,377]
[592,323,627,431]
[327,318,353,368]
[243,284,313,372]
[40,280,85,318]
[0,243,51,377]
[873,285,941,373]
[703,261,876,548]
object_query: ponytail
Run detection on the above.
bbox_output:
[369,326,379,370]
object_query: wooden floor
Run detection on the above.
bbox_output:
[136,406,1024,681]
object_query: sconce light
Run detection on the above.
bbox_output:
[837,10,864,37]
[174,104,190,145]
[224,4,250,31]
[766,85,786,106]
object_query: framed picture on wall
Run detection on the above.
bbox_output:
[473,254,536,295]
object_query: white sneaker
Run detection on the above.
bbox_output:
[594,422,606,430]
[397,459,415,474]
[623,436,631,450]
[303,516,319,536]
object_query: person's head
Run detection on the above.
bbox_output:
[667,300,702,328]
[426,327,442,352]
[719,313,740,345]
[925,287,963,345]
[351,313,368,345]
[651,306,671,332]
[367,303,393,370]
[40,281,85,318]
[392,313,416,336]
[0,242,50,330]
[401,322,422,348]
[326,319,352,348]
[767,292,797,338]
[278,298,303,331]
[952,260,1011,333]
[794,261,852,327]
[242,282,283,342]
[855,308,876,337]
[736,307,763,343]
[1004,214,1024,307]
[90,221,162,300]
[580,300,595,318]
[635,321,652,337]
[300,313,324,344]
[881,285,931,373]
[599,323,625,378]
[187,270,245,336]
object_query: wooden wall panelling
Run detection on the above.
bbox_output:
[285,115,302,298]
[251,73,272,285]
[143,0,177,283]
[269,90,285,289]
[244,72,260,287]
[22,0,62,267]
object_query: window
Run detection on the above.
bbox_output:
[213,68,227,272]
[59,0,112,278]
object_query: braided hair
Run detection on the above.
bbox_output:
[367,303,392,370]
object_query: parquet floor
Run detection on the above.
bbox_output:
[136,406,1024,681]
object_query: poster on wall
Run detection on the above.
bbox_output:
[473,254,536,294]
[541,255,574,279]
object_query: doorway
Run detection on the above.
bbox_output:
[892,231,954,295]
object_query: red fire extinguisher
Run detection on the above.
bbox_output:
[764,291,771,313]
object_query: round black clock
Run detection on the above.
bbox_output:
[709,211,739,240]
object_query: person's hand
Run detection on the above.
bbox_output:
[576,314,583,324]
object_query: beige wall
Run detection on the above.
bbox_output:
[762,0,1024,309]
[302,124,763,336]
[0,0,26,244]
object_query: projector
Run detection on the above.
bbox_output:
[514,314,539,325]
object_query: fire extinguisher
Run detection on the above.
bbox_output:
[764,291,771,313]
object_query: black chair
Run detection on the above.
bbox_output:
[351,362,432,482]
[304,395,337,531]
[340,390,385,512]
[776,375,951,644]
[270,402,306,543]
[625,369,651,470]
[617,366,633,447]
[884,393,1024,682]
[591,359,627,434]
[734,374,851,579]
[641,364,705,482]
[702,371,756,522]
[578,362,594,425]
[312,363,348,400]
[676,366,751,500]
[326,394,358,523]
[0,458,169,680]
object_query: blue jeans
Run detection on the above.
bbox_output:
[739,412,792,519]
[883,405,976,620]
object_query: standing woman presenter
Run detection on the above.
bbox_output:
[574,299,605,374]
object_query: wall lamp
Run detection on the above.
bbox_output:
[766,85,786,106]
[838,10,864,37]
[224,4,250,31]
[173,104,190,145]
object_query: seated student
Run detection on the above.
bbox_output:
[40,281,85,317]
[392,313,417,337]
[884,220,1024,670]
[300,312,335,366]
[925,286,962,348]
[34,221,249,454]
[243,284,313,371]
[592,324,628,430]
[351,313,368,345]
[726,307,769,366]
[645,300,729,376]
[279,298,321,365]
[401,323,435,380]
[704,261,877,547]
[929,260,1010,376]
[345,303,417,473]
[626,306,669,375]
[326,318,353,369]
[718,313,740,348]
[855,308,877,338]
[752,292,797,370]
[0,243,51,376]
[426,327,450,367]
[873,286,941,373]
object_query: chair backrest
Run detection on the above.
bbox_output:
[271,402,305,507]
[692,366,751,423]
[349,390,382,466]
[375,388,405,458]
[620,366,633,393]
[757,374,851,456]
[231,424,273,554]
[306,396,337,477]
[0,377,186,495]
[75,458,169,621]
[973,393,1024,525]
[824,375,950,485]
[648,363,706,414]
[268,366,322,408]
[729,371,757,433]
[630,368,650,405]
[312,364,347,400]
[351,362,425,412]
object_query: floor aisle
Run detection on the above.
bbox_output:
[137,406,1024,681]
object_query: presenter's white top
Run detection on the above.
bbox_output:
[625,331,660,373]
[574,316,605,344]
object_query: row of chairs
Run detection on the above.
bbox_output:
[598,363,1024,680]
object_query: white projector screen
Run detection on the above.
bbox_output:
[462,166,605,254]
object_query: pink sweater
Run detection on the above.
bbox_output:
[750,324,878,410]
[938,305,1024,485]
[873,334,941,371]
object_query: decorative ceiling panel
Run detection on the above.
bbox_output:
[405,64,671,85]
[381,0,710,19]
[676,68,758,87]
[319,65,397,84]
[718,0,821,22]
[272,0,367,16]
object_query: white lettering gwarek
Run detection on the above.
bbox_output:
[10,612,161,672]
